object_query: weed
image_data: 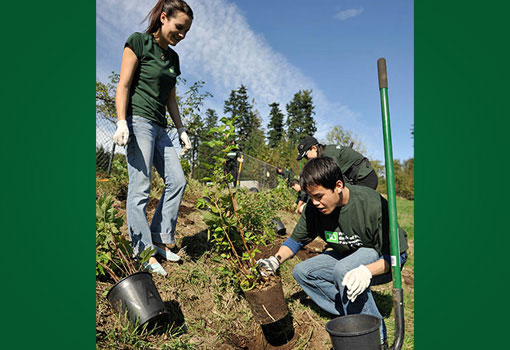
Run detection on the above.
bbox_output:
[96,194,153,282]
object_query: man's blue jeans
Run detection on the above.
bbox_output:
[125,115,186,256]
[292,247,406,343]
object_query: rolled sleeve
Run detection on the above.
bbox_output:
[282,238,303,255]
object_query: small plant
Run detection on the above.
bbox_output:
[96,194,153,283]
[197,117,274,291]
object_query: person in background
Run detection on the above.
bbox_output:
[289,178,307,214]
[276,166,296,184]
[225,140,242,186]
[296,136,378,190]
[257,157,408,349]
[112,0,194,276]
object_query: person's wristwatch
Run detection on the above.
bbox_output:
[276,254,282,263]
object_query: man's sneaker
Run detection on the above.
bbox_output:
[155,245,181,262]
[143,261,168,277]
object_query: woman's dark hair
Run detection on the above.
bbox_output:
[316,144,325,157]
[300,157,343,191]
[144,0,194,34]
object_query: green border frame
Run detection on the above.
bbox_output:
[1,1,95,349]
[416,1,509,349]
[2,1,508,348]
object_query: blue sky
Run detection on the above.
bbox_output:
[97,0,413,161]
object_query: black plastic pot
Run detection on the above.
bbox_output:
[273,219,286,236]
[106,272,168,328]
[325,314,381,350]
[201,197,212,212]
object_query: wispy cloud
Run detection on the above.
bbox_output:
[334,8,365,21]
[180,0,321,110]
[96,0,375,156]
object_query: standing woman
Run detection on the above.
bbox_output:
[112,0,194,276]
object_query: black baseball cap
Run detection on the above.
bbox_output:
[296,136,318,160]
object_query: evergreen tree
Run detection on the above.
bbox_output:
[204,108,218,134]
[285,90,316,145]
[266,102,285,148]
[223,85,256,149]
[243,109,267,157]
[194,108,220,181]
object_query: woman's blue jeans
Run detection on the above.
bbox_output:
[125,115,186,256]
[292,247,406,343]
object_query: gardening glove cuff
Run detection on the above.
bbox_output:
[341,264,372,302]
[177,127,192,156]
[113,120,129,146]
[257,256,280,277]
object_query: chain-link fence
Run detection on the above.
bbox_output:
[237,154,281,190]
[96,115,119,174]
[96,114,286,189]
[96,114,184,175]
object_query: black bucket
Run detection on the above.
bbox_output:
[106,272,168,329]
[273,219,286,235]
[325,314,381,350]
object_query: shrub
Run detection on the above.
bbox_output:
[197,117,278,291]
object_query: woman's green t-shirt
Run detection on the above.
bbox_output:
[125,32,181,127]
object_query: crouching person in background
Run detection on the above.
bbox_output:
[257,157,408,350]
[289,178,308,214]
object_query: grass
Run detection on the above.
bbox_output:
[372,197,414,349]
[96,176,414,349]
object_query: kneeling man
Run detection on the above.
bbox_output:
[257,157,408,349]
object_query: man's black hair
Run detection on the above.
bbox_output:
[300,157,343,191]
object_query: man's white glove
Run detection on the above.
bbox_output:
[341,265,372,302]
[112,120,129,146]
[177,127,192,156]
[256,256,280,277]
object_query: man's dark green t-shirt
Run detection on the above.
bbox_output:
[279,168,295,183]
[322,145,374,181]
[125,32,181,127]
[290,184,408,256]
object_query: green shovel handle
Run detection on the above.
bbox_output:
[377,57,405,350]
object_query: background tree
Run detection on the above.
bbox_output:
[325,125,367,155]
[376,158,414,200]
[242,109,267,158]
[175,79,212,177]
[96,72,119,120]
[193,108,219,181]
[259,137,299,173]
[204,108,218,134]
[267,102,285,148]
[285,89,316,145]
[224,85,257,149]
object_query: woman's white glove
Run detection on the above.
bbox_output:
[341,265,372,302]
[112,120,130,146]
[177,127,192,156]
